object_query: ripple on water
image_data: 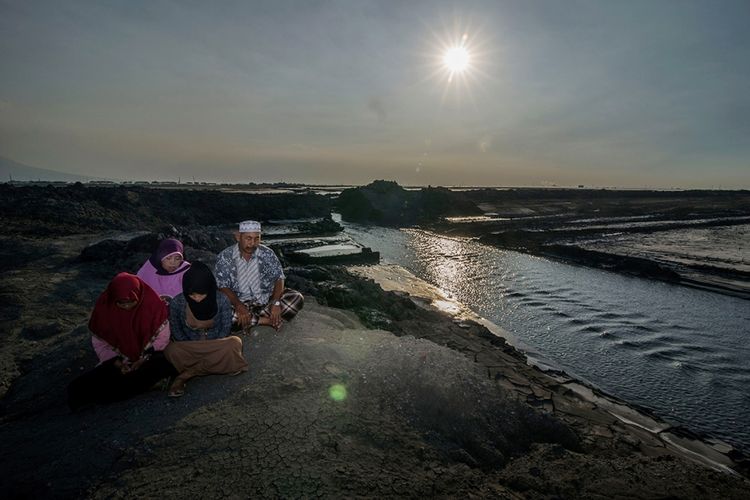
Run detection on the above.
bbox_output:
[540,305,561,314]
[551,310,571,318]
[711,363,750,378]
[617,331,684,348]
[664,322,695,334]
[576,325,601,335]
[627,324,657,334]
[617,338,658,350]
[617,310,649,321]
[566,318,586,326]
[553,296,580,305]
[643,346,689,362]
[523,300,548,307]
[594,312,623,320]
[681,344,712,354]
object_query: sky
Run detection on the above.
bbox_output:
[1,0,749,188]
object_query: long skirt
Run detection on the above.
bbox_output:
[164,336,248,377]
[67,352,177,411]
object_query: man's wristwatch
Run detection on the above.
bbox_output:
[273,300,281,307]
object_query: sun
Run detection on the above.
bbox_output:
[435,32,479,85]
[423,23,490,102]
[443,46,470,73]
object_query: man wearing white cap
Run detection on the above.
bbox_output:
[215,220,304,331]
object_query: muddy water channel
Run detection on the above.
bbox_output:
[343,223,750,451]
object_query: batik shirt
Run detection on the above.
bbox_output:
[215,243,285,305]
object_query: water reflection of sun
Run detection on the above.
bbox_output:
[418,233,469,297]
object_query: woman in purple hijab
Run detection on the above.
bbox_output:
[136,238,191,301]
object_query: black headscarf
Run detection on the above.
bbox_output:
[182,261,218,321]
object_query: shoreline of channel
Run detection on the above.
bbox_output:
[348,262,748,473]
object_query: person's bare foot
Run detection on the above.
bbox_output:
[168,375,189,397]
[258,316,281,331]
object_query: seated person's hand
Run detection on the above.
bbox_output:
[236,303,252,327]
[270,303,282,331]
[129,356,148,372]
[114,358,131,374]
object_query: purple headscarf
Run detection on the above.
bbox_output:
[149,238,186,275]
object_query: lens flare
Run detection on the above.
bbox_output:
[329,383,347,402]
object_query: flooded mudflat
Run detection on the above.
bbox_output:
[578,224,750,273]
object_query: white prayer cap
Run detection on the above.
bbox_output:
[238,220,261,233]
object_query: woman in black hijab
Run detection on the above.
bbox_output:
[164,262,248,397]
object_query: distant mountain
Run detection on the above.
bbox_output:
[0,156,111,182]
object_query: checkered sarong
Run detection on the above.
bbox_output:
[232,288,304,331]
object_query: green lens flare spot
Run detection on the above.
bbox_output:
[329,384,347,402]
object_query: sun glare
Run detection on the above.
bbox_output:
[423,22,490,106]
[443,46,469,73]
[432,31,482,87]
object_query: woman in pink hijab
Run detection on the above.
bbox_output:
[136,238,191,301]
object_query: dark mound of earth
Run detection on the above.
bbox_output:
[336,180,482,225]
